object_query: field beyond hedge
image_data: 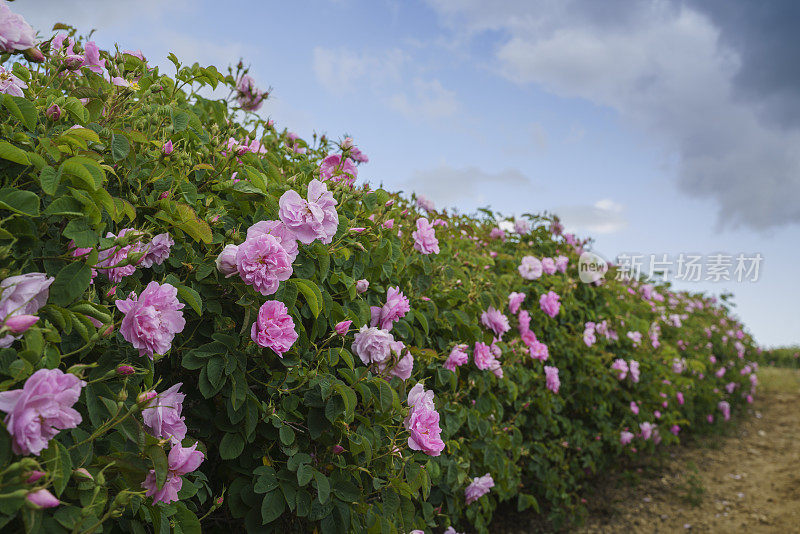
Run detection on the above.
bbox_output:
[0,10,762,534]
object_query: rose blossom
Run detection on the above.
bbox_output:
[544,366,560,393]
[97,228,142,283]
[334,320,352,336]
[215,244,239,277]
[528,340,549,361]
[541,257,556,275]
[539,291,561,318]
[620,431,634,445]
[489,227,505,240]
[508,292,526,314]
[141,383,186,444]
[0,273,54,348]
[378,341,413,381]
[319,154,358,185]
[26,489,60,509]
[518,256,542,280]
[718,400,731,421]
[0,65,26,96]
[235,233,293,295]
[404,383,445,456]
[465,473,494,505]
[0,369,85,455]
[628,360,640,383]
[140,233,173,268]
[518,310,531,334]
[514,219,530,235]
[416,195,434,212]
[251,301,297,357]
[142,442,204,504]
[639,422,655,440]
[630,401,639,414]
[235,74,267,111]
[246,220,299,262]
[0,3,35,52]
[480,307,510,338]
[352,326,395,366]
[473,341,500,372]
[412,217,439,255]
[444,344,469,371]
[555,255,569,273]
[611,359,628,380]
[278,179,339,244]
[370,286,410,331]
[115,282,186,358]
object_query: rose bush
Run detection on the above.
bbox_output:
[0,9,759,534]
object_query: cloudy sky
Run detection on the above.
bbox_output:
[14,0,800,346]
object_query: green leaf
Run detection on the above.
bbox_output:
[41,440,71,497]
[254,466,279,494]
[261,490,286,524]
[0,141,30,165]
[172,109,189,132]
[63,218,98,247]
[0,188,39,216]
[61,156,104,191]
[332,480,360,502]
[279,425,295,445]
[38,166,61,196]
[219,433,244,460]
[333,384,357,423]
[177,285,202,315]
[314,471,331,504]
[292,279,323,318]
[378,380,394,412]
[110,133,130,161]
[173,503,202,534]
[3,94,37,130]
[297,464,313,487]
[50,262,92,307]
[145,444,169,489]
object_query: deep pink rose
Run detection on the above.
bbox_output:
[465,473,494,505]
[116,281,186,358]
[142,442,204,504]
[404,384,445,456]
[0,369,85,455]
[235,233,293,295]
[246,220,299,262]
[141,383,186,444]
[539,291,560,318]
[251,301,298,357]
[518,310,531,334]
[444,344,469,372]
[370,286,410,331]
[278,179,339,244]
[412,218,439,255]
[474,342,500,372]
[544,365,560,393]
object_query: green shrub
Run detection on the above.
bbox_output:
[0,21,758,534]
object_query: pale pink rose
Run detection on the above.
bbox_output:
[464,473,494,505]
[473,341,500,371]
[251,301,297,357]
[514,219,530,235]
[630,401,639,415]
[142,442,204,504]
[141,383,186,444]
[403,384,444,456]
[416,195,434,212]
[620,431,634,445]
[140,233,173,268]
[356,279,369,293]
[489,227,505,240]
[235,74,267,111]
[541,257,556,274]
[0,3,35,52]
[278,179,339,244]
[412,217,439,255]
[639,422,655,440]
[718,400,730,421]
[518,256,542,280]
[319,154,358,185]
[0,65,26,96]
[555,255,569,273]
[611,359,628,380]
[80,41,105,74]
[0,369,85,455]
[116,282,185,358]
[352,326,394,366]
[517,310,531,334]
[97,228,143,283]
[544,365,560,393]
[0,272,54,347]
[629,360,640,383]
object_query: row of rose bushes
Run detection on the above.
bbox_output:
[0,8,758,533]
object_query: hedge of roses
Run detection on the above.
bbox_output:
[0,9,759,534]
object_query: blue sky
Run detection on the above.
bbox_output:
[16,0,800,346]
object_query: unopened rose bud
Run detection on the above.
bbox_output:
[385,200,394,207]
[23,48,45,63]
[341,137,354,150]
[116,364,135,376]
[25,470,45,484]
[137,390,157,404]
[26,489,59,509]
[334,320,352,336]
[3,315,38,334]
[73,468,93,481]
[331,445,344,455]
[215,244,238,277]
[159,191,170,200]
[162,140,173,155]
[105,286,117,298]
[45,104,62,121]
[216,496,224,505]
[356,279,369,293]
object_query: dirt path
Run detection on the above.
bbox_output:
[578,367,800,533]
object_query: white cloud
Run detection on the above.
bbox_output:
[312,46,407,95]
[388,78,459,119]
[405,165,536,207]
[426,0,800,230]
[557,198,627,234]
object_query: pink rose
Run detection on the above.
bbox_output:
[26,489,60,509]
[555,255,569,273]
[465,473,494,504]
[514,219,530,235]
[489,227,505,240]
[142,442,204,504]
[404,384,445,456]
[0,369,85,455]
[628,360,640,383]
[541,257,556,274]
[235,233,293,295]
[544,365,560,393]
[528,340,549,361]
[370,286,410,331]
[630,401,639,415]
[97,228,143,283]
[246,220,299,262]
[416,195,434,212]
[620,431,634,445]
[473,342,501,372]
[251,301,298,357]
[412,218,439,254]
[611,359,628,380]
[518,256,542,280]
[80,41,105,74]
[517,310,531,334]
[539,291,561,318]
[508,292,525,314]
[0,272,53,347]
[0,65,26,96]
[335,320,352,336]
[235,75,267,111]
[444,344,469,372]
[0,3,35,52]
[480,307,510,338]
[718,400,730,421]
[278,179,339,244]
[215,244,239,277]
[140,233,173,268]
[141,383,187,444]
[319,154,358,186]
[639,422,655,440]
[116,281,186,358]
[352,326,395,366]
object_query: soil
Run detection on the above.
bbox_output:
[495,367,800,533]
